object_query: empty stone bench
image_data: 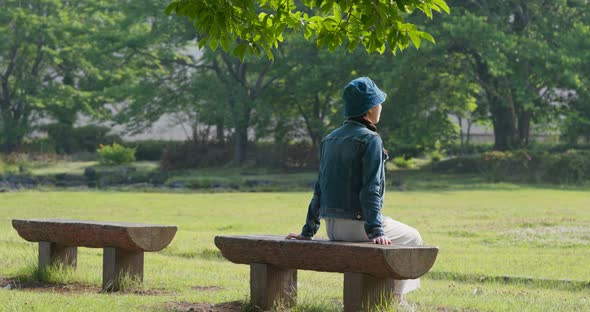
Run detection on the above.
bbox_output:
[12,218,177,291]
[215,235,438,312]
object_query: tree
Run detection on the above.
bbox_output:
[372,45,478,156]
[107,0,280,163]
[0,0,169,152]
[165,0,449,59]
[270,35,377,154]
[559,6,590,144]
[433,0,586,150]
[0,0,82,152]
[207,51,278,163]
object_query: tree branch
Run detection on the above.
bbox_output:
[2,39,21,81]
[133,48,215,71]
[31,35,45,77]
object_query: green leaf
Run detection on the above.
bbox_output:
[304,26,313,39]
[197,36,208,48]
[232,43,248,61]
[263,47,274,61]
[418,31,435,44]
[409,32,421,49]
[432,0,451,14]
[164,3,177,15]
[209,37,219,51]
[220,36,231,52]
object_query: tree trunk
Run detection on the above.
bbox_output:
[491,103,518,151]
[233,105,252,163]
[466,119,473,146]
[0,113,27,153]
[234,125,248,163]
[457,116,465,149]
[517,110,531,146]
[216,120,225,143]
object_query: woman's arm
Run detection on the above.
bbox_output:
[300,177,321,238]
[286,177,320,240]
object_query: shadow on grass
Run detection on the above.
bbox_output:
[426,271,590,292]
[4,264,173,295]
[156,299,343,312]
[157,301,244,312]
[161,247,225,261]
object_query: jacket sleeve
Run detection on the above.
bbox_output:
[359,135,385,239]
[301,175,321,238]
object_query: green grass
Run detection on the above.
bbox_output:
[1,189,590,311]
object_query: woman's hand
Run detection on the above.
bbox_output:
[285,233,312,240]
[372,235,392,245]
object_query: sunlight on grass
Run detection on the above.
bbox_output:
[1,190,589,311]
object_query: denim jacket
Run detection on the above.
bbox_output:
[301,120,387,239]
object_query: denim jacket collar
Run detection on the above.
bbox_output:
[343,120,368,128]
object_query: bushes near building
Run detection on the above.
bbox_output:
[432,150,590,184]
[97,144,136,165]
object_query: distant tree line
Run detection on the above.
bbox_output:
[1,0,589,163]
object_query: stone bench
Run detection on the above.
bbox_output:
[12,218,177,291]
[215,235,438,312]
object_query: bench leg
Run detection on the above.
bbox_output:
[38,241,77,270]
[102,247,144,292]
[250,263,297,310]
[344,272,396,312]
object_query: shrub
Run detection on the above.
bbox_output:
[479,151,532,182]
[0,153,31,175]
[429,150,443,162]
[545,149,590,183]
[0,158,11,175]
[252,142,318,169]
[433,149,590,184]
[445,143,494,156]
[427,140,446,163]
[393,156,415,169]
[19,138,57,154]
[160,142,231,170]
[161,141,320,170]
[124,140,183,161]
[97,144,136,165]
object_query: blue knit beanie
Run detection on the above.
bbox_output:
[343,77,387,118]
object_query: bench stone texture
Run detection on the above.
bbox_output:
[12,219,176,251]
[215,235,438,311]
[215,235,437,279]
[12,218,177,291]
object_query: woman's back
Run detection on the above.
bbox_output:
[317,120,385,222]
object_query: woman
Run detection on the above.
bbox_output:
[286,77,423,302]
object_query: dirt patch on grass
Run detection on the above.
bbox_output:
[0,276,174,295]
[191,285,223,292]
[431,306,480,312]
[1,277,12,288]
[1,277,99,294]
[126,288,177,296]
[161,301,243,312]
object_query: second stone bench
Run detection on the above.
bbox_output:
[12,218,177,291]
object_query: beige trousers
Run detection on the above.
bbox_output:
[325,216,423,294]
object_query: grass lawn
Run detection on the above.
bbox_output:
[1,189,589,311]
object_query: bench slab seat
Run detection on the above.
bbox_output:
[215,235,438,311]
[12,218,176,252]
[12,218,177,291]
